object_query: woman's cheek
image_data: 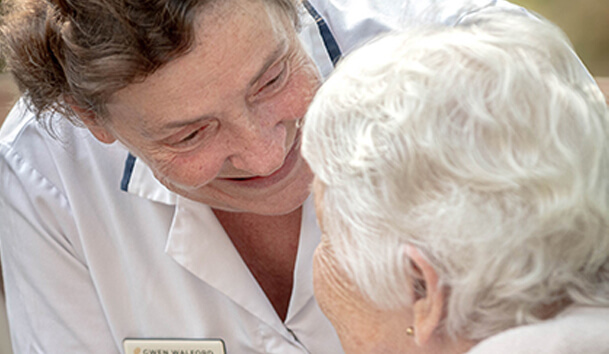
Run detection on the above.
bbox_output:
[150,153,221,190]
[283,59,321,114]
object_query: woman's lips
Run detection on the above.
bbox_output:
[216,132,301,188]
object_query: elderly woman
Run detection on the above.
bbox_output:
[302,12,609,353]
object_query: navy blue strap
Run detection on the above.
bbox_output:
[303,0,342,66]
[120,153,137,192]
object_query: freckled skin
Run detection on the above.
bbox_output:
[98,0,320,215]
[81,0,320,320]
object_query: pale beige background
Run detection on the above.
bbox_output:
[0,292,10,354]
[0,73,16,354]
[513,0,609,76]
[0,73,18,125]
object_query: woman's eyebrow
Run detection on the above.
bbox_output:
[249,39,289,87]
[161,116,212,130]
[158,41,290,132]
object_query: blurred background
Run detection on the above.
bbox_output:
[0,0,608,123]
[513,0,609,76]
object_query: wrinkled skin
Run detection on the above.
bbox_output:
[311,179,475,353]
[92,0,320,215]
[311,180,416,353]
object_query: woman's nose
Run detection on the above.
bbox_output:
[227,119,287,176]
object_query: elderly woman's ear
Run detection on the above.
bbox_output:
[403,245,445,346]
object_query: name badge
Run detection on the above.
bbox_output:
[123,338,226,354]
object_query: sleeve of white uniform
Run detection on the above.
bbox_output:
[0,144,118,353]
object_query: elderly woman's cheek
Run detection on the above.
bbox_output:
[312,241,354,320]
[312,244,335,317]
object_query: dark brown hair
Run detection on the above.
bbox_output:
[0,0,299,125]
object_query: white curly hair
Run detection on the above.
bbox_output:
[301,11,609,340]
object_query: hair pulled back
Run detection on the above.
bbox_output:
[0,0,300,125]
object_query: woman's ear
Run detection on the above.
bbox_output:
[403,245,445,346]
[70,104,117,144]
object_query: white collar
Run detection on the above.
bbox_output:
[121,155,177,205]
[120,155,319,329]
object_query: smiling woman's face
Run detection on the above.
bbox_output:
[92,0,320,215]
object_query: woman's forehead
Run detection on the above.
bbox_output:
[106,0,296,127]
[196,0,295,36]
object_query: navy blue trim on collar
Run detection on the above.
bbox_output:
[120,153,137,192]
[303,0,342,66]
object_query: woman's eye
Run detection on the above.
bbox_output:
[264,75,280,89]
[168,125,209,149]
[255,62,288,96]
[265,70,284,88]
[180,130,200,143]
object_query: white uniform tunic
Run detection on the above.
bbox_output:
[0,1,527,352]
